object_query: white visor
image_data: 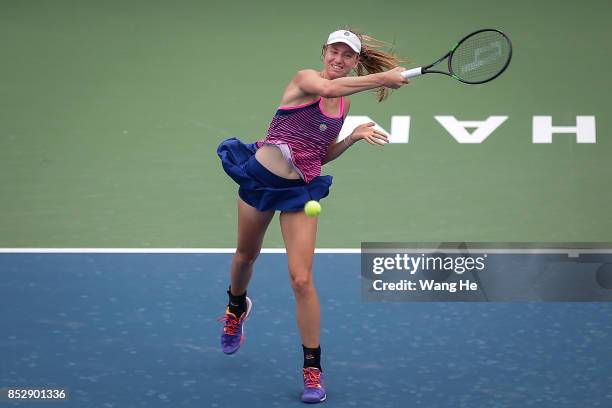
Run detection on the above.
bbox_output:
[326,30,361,54]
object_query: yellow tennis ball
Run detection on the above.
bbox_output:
[304,200,321,217]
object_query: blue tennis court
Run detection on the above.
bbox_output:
[2,252,611,407]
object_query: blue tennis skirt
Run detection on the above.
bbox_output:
[217,137,333,212]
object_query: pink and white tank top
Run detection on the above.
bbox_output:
[256,96,345,183]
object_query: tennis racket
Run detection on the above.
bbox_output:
[401,29,512,84]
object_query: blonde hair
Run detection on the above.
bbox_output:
[323,27,406,102]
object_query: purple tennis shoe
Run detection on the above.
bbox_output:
[218,296,252,354]
[301,367,326,403]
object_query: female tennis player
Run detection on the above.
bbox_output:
[217,28,407,403]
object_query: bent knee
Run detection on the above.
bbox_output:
[234,249,260,266]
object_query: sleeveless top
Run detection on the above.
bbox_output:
[256,96,345,183]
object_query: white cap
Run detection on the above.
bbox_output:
[326,30,361,54]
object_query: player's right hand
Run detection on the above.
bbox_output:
[382,67,409,89]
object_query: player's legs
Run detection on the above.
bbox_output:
[280,210,326,403]
[220,196,274,355]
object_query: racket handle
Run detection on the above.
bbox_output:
[401,67,423,79]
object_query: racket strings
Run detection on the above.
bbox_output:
[450,31,511,83]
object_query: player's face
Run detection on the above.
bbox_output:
[323,43,358,79]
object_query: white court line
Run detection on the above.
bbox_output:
[0,248,362,254]
[1,248,610,254]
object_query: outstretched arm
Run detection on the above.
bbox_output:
[294,67,408,99]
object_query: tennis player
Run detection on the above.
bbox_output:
[217,28,408,403]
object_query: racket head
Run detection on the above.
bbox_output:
[448,29,512,84]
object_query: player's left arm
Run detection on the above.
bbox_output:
[322,98,388,165]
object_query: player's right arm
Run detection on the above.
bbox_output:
[293,68,408,99]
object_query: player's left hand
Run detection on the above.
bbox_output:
[349,122,389,146]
